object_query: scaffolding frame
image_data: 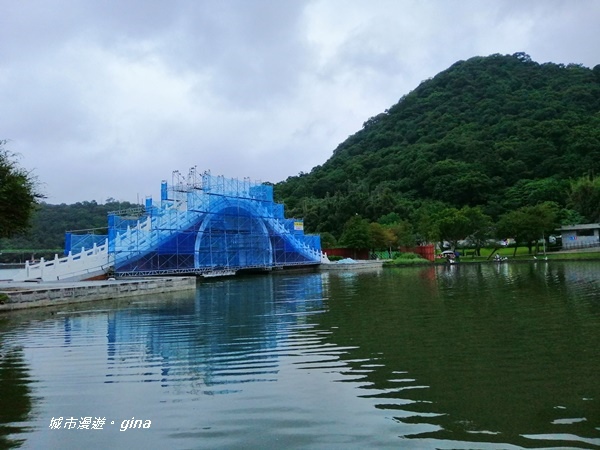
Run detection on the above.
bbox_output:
[68,169,321,277]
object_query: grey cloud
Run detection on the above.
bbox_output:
[1,0,599,203]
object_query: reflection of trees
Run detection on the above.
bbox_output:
[315,265,600,448]
[0,347,33,449]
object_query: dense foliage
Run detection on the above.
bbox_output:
[0,140,44,239]
[0,200,139,261]
[275,53,600,238]
[3,54,600,258]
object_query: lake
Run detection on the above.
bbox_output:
[1,261,599,449]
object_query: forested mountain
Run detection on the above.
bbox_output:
[3,53,600,256]
[275,53,600,238]
[0,200,139,261]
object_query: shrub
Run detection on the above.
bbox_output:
[385,252,430,266]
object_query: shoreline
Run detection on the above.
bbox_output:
[319,260,384,271]
[2,255,598,311]
[385,255,600,268]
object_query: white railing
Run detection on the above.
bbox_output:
[10,240,111,282]
[8,200,197,281]
[256,204,323,262]
[112,204,201,266]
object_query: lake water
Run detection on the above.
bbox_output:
[1,262,599,449]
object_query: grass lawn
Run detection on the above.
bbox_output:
[458,246,600,262]
[381,247,600,266]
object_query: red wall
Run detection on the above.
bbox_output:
[323,245,435,262]
[322,248,370,260]
[399,244,435,262]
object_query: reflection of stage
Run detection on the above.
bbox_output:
[319,260,383,271]
[104,273,326,393]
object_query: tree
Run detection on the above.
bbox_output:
[414,200,450,245]
[319,232,337,249]
[377,212,402,225]
[388,220,416,248]
[462,206,493,255]
[369,222,398,257]
[433,207,471,250]
[557,208,586,227]
[567,175,600,222]
[496,202,559,255]
[368,222,389,252]
[502,178,568,210]
[339,215,371,258]
[0,141,44,238]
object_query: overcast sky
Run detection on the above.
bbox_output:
[2,0,599,204]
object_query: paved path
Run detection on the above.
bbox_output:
[0,277,197,311]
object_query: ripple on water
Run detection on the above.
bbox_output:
[0,266,599,449]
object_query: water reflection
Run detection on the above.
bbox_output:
[0,263,598,449]
[100,274,326,393]
[0,345,33,449]
[317,263,600,448]
[0,273,333,449]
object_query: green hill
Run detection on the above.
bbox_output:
[3,53,600,253]
[0,200,139,262]
[275,53,600,236]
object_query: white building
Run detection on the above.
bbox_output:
[557,224,600,249]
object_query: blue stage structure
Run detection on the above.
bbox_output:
[66,169,322,277]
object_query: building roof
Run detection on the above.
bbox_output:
[558,223,600,231]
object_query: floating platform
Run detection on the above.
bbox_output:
[318,260,384,271]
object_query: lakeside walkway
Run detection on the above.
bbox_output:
[0,277,196,312]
